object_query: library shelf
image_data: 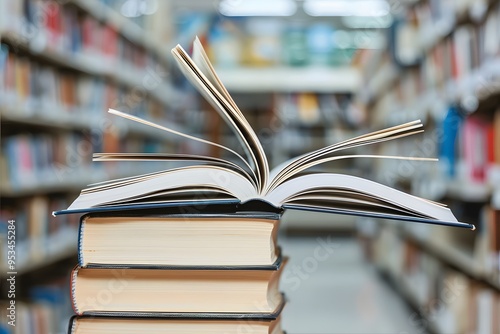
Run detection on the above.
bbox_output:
[1,170,109,197]
[379,266,441,334]
[370,58,500,128]
[402,228,500,292]
[417,0,499,54]
[0,227,78,278]
[69,0,171,65]
[0,167,159,198]
[1,107,99,130]
[0,107,188,140]
[355,2,500,330]
[444,180,493,202]
[1,31,182,110]
[358,1,500,107]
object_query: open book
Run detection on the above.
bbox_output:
[54,38,473,230]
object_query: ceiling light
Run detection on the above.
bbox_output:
[304,0,390,17]
[219,0,297,17]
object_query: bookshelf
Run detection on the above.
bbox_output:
[354,0,500,332]
[0,226,77,278]
[69,0,172,60]
[0,1,184,332]
[0,31,181,109]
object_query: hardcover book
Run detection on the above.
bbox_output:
[78,212,281,267]
[68,315,284,334]
[70,260,285,316]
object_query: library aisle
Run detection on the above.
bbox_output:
[1,0,499,333]
[281,236,418,334]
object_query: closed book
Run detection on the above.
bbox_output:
[78,211,281,267]
[68,315,284,334]
[70,258,285,317]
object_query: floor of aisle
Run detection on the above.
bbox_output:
[280,236,426,334]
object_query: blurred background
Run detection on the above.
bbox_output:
[0,0,499,333]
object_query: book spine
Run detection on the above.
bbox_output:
[67,315,77,334]
[77,217,85,267]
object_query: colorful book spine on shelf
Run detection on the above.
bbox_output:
[439,106,463,178]
[0,42,175,127]
[1,0,167,86]
[0,132,174,190]
[461,116,489,183]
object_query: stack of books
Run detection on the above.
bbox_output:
[56,38,474,333]
[67,209,286,333]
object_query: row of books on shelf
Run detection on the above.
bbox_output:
[1,0,165,74]
[0,195,79,272]
[416,14,499,103]
[355,0,500,105]
[412,9,499,103]
[0,43,169,121]
[406,203,500,283]
[436,106,499,184]
[412,0,497,50]
[448,110,500,183]
[371,107,500,200]
[1,133,173,190]
[0,276,72,333]
[373,217,500,334]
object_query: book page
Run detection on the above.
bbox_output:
[173,42,269,192]
[266,120,426,191]
[67,166,257,211]
[93,152,255,186]
[106,108,255,182]
[263,173,457,223]
[191,37,269,185]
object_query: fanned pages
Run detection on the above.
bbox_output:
[54,39,474,230]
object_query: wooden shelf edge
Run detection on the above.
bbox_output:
[378,267,441,334]
[0,168,160,197]
[402,228,500,292]
[366,58,500,112]
[0,106,188,140]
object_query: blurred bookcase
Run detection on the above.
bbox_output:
[353,0,500,333]
[0,0,185,332]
